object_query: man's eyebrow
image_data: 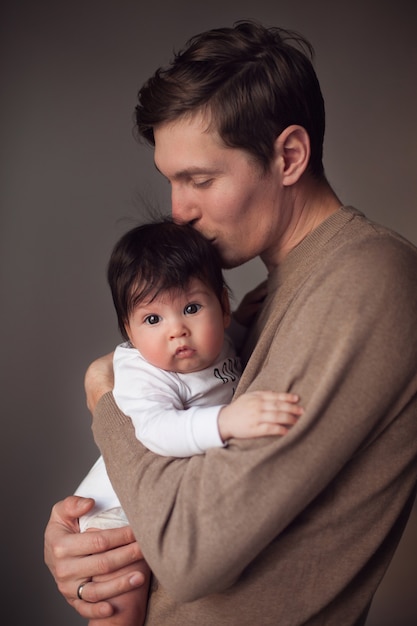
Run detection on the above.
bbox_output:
[154,163,221,180]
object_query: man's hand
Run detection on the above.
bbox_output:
[44,496,146,620]
[85,353,115,414]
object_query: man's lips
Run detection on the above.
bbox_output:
[175,346,196,358]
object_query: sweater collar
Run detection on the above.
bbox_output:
[267,206,360,291]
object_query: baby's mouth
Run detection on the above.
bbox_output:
[175,346,195,358]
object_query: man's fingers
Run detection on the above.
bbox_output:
[52,529,143,601]
[82,525,140,557]
[70,532,143,582]
[76,570,145,603]
[68,567,146,619]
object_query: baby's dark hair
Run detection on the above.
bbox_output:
[107,219,229,341]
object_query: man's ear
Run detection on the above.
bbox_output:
[221,287,231,328]
[274,125,310,186]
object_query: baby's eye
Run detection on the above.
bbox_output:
[184,303,202,315]
[145,314,161,325]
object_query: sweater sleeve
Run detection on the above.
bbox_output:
[93,234,417,602]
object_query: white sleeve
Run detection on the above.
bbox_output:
[113,345,225,457]
[74,455,123,531]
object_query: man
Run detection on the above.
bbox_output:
[44,21,417,625]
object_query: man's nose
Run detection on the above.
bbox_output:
[171,185,198,223]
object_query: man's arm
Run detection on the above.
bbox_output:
[94,238,417,602]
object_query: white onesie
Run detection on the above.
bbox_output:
[75,335,241,530]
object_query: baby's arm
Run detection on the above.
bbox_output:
[218,390,303,442]
[114,343,302,456]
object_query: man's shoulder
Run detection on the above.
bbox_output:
[321,209,417,281]
[342,208,416,251]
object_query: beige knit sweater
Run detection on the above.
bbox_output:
[93,207,417,625]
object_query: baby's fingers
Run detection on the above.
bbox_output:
[252,418,296,437]
[273,401,304,417]
[273,392,302,404]
[258,393,304,415]
[259,398,304,433]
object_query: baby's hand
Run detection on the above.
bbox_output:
[218,390,303,442]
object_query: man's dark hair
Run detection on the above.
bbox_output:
[108,219,228,341]
[135,20,325,178]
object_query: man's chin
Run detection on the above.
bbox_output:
[220,249,252,269]
[212,239,252,269]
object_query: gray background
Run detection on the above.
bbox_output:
[1,1,416,624]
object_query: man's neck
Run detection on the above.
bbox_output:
[261,178,341,270]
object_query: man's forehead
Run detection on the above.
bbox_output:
[153,113,223,170]
[154,135,226,179]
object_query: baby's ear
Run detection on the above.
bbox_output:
[124,323,134,346]
[222,287,232,328]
